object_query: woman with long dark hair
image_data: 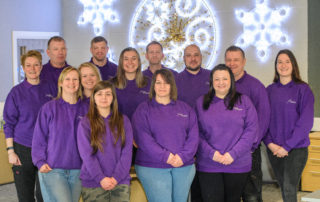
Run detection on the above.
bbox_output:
[264,49,314,202]
[132,69,198,202]
[77,81,133,202]
[196,64,258,202]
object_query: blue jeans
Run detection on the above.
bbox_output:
[135,164,195,202]
[38,169,81,202]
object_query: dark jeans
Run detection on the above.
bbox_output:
[191,171,203,202]
[242,146,263,202]
[198,171,249,202]
[12,142,43,202]
[267,147,308,202]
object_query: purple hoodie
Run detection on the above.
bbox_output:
[235,71,270,150]
[195,95,258,173]
[3,79,55,147]
[176,68,211,108]
[32,98,87,169]
[89,58,117,81]
[132,99,199,168]
[77,114,133,187]
[264,81,314,151]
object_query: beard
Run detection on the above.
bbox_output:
[186,65,201,72]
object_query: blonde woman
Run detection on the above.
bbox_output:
[32,67,87,202]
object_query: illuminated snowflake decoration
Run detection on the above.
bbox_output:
[107,48,117,64]
[129,0,219,72]
[235,0,291,62]
[77,0,119,36]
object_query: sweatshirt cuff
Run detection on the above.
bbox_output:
[95,173,106,185]
[36,160,47,170]
[177,152,186,164]
[228,150,237,161]
[209,149,216,160]
[282,144,291,153]
[162,151,171,163]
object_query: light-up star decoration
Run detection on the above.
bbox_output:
[77,0,119,36]
[235,0,291,62]
[129,0,219,72]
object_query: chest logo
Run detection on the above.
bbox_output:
[177,113,188,118]
[287,99,296,104]
[140,90,149,95]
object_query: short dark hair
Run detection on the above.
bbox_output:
[47,36,65,49]
[146,41,163,53]
[224,45,245,59]
[149,69,177,101]
[91,36,108,47]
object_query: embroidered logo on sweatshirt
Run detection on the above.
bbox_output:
[176,113,188,118]
[140,90,149,95]
[233,107,243,111]
[46,94,54,98]
[287,99,296,104]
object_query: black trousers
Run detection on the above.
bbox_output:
[198,171,249,202]
[242,146,263,202]
[12,142,43,202]
[191,171,203,202]
[267,147,308,202]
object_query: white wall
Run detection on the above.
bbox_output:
[0,0,62,101]
[62,0,308,87]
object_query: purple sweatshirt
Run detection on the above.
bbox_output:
[32,98,87,170]
[89,58,117,81]
[77,115,133,188]
[40,61,69,95]
[195,95,258,173]
[264,81,314,151]
[176,68,210,108]
[235,71,270,150]
[143,65,178,79]
[115,79,151,120]
[3,79,56,147]
[132,99,199,168]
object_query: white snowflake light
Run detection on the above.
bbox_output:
[235,0,291,62]
[77,0,119,36]
[129,0,219,72]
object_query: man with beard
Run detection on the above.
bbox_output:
[89,36,117,80]
[143,41,178,79]
[176,44,211,108]
[176,44,211,202]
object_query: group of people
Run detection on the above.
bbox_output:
[3,35,314,202]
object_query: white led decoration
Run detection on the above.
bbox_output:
[77,0,119,36]
[129,0,219,72]
[235,0,291,62]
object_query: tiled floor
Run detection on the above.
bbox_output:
[0,182,310,202]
